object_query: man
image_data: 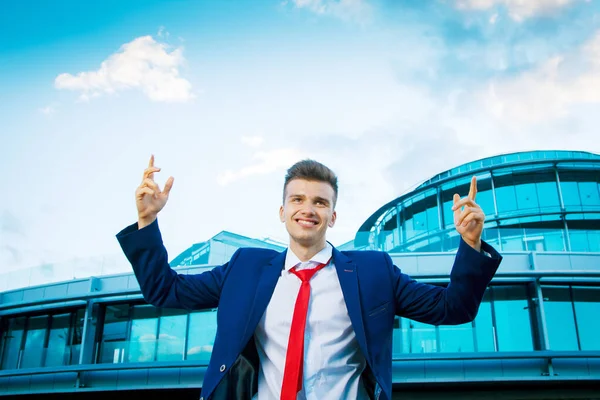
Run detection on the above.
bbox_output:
[116,156,502,400]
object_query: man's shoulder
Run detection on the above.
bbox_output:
[235,247,282,259]
[338,249,388,261]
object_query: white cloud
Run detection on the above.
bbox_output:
[476,31,600,123]
[290,0,373,23]
[217,148,307,186]
[455,0,582,21]
[39,105,56,115]
[55,35,194,103]
[241,135,265,148]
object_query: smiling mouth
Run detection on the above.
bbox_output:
[296,219,318,227]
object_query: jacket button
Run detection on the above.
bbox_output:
[220,364,226,372]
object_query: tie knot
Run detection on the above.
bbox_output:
[290,258,331,282]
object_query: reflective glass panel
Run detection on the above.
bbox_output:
[579,181,600,208]
[99,304,130,364]
[21,315,48,369]
[187,311,217,362]
[493,286,534,351]
[70,309,85,365]
[573,287,600,350]
[474,291,495,352]
[392,317,409,357]
[128,305,159,363]
[45,313,70,367]
[515,183,539,211]
[438,322,474,352]
[542,287,578,351]
[409,320,437,353]
[1,317,25,370]
[537,182,560,210]
[495,186,518,213]
[156,309,187,361]
[560,181,581,208]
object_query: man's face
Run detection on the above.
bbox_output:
[279,179,337,248]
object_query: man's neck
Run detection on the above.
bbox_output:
[289,240,327,262]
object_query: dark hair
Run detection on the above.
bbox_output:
[283,159,338,207]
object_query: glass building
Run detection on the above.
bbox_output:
[1,150,599,400]
[355,150,600,254]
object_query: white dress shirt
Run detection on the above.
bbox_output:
[253,243,369,400]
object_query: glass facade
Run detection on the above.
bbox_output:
[0,309,84,370]
[357,151,600,253]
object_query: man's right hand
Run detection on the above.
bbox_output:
[136,155,174,229]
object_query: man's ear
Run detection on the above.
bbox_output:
[328,210,337,227]
[279,205,285,223]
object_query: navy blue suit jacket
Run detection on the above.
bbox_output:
[117,220,502,400]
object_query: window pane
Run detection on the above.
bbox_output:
[438,322,474,352]
[21,316,48,369]
[156,309,187,362]
[128,305,159,363]
[515,183,539,211]
[187,311,217,362]
[45,314,70,367]
[493,286,534,351]
[542,287,579,351]
[579,181,600,208]
[1,317,26,370]
[569,230,590,252]
[495,186,518,213]
[478,190,495,217]
[99,304,130,364]
[426,207,439,231]
[409,320,437,353]
[474,291,495,352]
[561,181,581,208]
[537,182,560,210]
[70,309,85,365]
[573,287,600,350]
[392,317,409,357]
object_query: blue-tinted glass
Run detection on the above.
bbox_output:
[128,305,159,363]
[573,287,600,350]
[69,309,85,365]
[1,317,25,370]
[495,186,518,213]
[157,309,187,361]
[515,183,539,211]
[187,311,217,362]
[542,288,578,351]
[569,230,590,252]
[443,200,454,228]
[537,182,560,210]
[474,292,495,351]
[426,207,439,231]
[493,286,534,351]
[99,304,130,364]
[409,320,437,353]
[478,190,495,217]
[500,228,525,251]
[392,317,409,357]
[404,217,415,240]
[579,182,600,208]
[438,322,474,352]
[45,314,70,367]
[588,231,600,252]
[541,230,566,251]
[561,181,581,207]
[413,211,427,237]
[21,316,48,368]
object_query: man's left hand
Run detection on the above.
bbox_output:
[452,176,485,252]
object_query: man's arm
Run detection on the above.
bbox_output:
[388,237,502,325]
[117,218,239,310]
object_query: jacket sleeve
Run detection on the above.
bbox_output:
[116,219,239,310]
[390,238,502,325]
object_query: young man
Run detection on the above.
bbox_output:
[117,156,502,400]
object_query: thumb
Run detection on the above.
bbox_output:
[163,176,175,196]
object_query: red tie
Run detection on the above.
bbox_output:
[280,257,331,400]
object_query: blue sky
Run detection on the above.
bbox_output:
[1,0,600,275]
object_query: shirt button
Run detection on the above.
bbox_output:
[220,364,226,372]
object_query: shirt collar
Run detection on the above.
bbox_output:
[284,242,333,271]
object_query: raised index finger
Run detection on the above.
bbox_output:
[148,154,155,168]
[468,176,477,201]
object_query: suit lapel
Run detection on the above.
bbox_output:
[242,250,287,341]
[332,247,369,363]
